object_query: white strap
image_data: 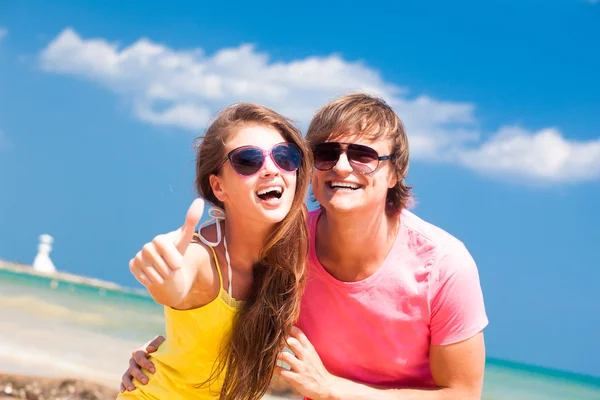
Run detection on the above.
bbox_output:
[196,206,232,296]
[196,207,225,247]
[223,234,233,296]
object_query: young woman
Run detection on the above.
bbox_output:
[118,103,312,400]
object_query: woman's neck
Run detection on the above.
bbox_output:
[223,210,273,273]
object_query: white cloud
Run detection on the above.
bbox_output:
[0,28,7,42]
[458,127,600,183]
[39,28,600,184]
[38,28,475,158]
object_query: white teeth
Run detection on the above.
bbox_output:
[257,186,283,195]
[329,181,360,189]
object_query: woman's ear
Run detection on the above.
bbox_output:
[209,174,228,202]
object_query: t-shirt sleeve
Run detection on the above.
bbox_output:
[429,242,488,346]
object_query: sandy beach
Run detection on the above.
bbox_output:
[0,372,118,400]
[0,372,300,400]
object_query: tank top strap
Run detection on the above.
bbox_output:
[194,232,224,292]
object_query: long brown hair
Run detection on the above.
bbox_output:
[194,103,312,400]
[306,93,412,215]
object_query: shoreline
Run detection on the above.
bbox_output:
[0,260,146,296]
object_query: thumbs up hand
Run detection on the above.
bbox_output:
[129,198,206,305]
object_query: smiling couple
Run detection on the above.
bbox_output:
[116,93,488,400]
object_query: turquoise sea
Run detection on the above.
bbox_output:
[1,265,599,399]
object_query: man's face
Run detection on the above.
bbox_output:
[311,134,397,215]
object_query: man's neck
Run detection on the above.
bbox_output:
[316,205,400,282]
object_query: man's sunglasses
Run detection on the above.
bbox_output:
[313,142,392,174]
[216,142,302,177]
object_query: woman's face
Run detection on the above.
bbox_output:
[211,124,298,225]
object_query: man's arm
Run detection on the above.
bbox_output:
[276,328,485,400]
[324,332,485,400]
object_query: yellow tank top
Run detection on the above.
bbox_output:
[118,244,243,400]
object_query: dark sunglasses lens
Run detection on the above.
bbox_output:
[347,144,379,173]
[313,143,341,170]
[230,148,265,176]
[272,143,302,172]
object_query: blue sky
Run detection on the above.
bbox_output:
[1,0,599,378]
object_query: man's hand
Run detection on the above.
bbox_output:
[275,326,338,400]
[119,335,166,392]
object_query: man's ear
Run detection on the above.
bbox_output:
[209,174,228,202]
[388,171,399,189]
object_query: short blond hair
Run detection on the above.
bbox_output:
[306,93,412,215]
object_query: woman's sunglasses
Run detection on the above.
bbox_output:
[216,142,302,177]
[313,142,392,174]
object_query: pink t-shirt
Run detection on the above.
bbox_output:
[297,209,488,391]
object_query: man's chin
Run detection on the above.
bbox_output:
[321,199,362,215]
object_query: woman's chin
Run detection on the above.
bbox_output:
[255,203,292,224]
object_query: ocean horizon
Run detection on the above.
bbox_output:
[1,261,599,399]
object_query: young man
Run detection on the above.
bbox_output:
[122,94,488,400]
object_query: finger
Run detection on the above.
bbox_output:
[132,250,163,285]
[285,338,304,361]
[142,239,174,278]
[146,335,166,352]
[142,266,164,286]
[133,350,157,374]
[153,235,184,272]
[130,262,152,287]
[128,357,148,384]
[274,366,296,382]
[277,351,301,372]
[121,369,135,392]
[290,326,313,350]
[119,383,125,393]
[137,271,151,286]
[175,198,205,255]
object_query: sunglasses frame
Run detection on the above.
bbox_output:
[215,142,302,177]
[313,142,392,175]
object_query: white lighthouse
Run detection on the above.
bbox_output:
[33,234,57,274]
